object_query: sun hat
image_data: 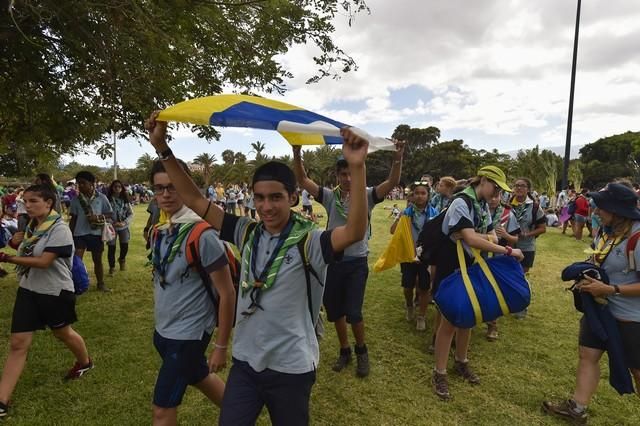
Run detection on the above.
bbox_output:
[477,165,511,192]
[588,183,640,220]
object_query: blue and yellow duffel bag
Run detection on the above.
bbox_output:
[434,241,531,329]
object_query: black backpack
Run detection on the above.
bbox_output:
[417,194,473,265]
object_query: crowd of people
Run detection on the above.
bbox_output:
[0,117,638,424]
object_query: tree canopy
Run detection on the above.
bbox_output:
[1,0,368,175]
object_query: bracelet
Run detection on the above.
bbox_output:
[157,147,173,161]
[504,245,513,256]
[214,343,227,349]
[613,285,621,295]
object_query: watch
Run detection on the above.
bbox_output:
[157,147,173,161]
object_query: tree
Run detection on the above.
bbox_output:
[2,0,369,174]
[193,153,217,186]
[391,124,440,158]
[221,150,236,166]
[579,131,640,188]
[250,141,270,169]
[510,146,562,196]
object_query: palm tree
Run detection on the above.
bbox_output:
[193,153,217,186]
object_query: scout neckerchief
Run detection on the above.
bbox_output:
[490,205,505,229]
[461,186,490,234]
[589,225,630,266]
[240,212,316,316]
[406,204,429,234]
[111,197,130,223]
[333,186,349,219]
[510,195,531,223]
[78,190,104,229]
[16,210,61,277]
[148,205,203,287]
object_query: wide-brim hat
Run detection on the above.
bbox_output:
[589,183,640,220]
[477,165,511,192]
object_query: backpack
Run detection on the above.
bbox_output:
[71,255,90,295]
[417,194,473,265]
[0,223,9,249]
[185,221,319,326]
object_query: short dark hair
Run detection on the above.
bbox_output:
[252,161,296,195]
[149,159,191,184]
[24,184,57,207]
[76,171,96,183]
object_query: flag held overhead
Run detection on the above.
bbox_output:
[157,94,395,152]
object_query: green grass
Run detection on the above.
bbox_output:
[0,201,638,425]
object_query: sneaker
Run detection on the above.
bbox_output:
[432,371,450,400]
[513,309,528,320]
[542,399,588,425]
[332,349,352,372]
[453,360,480,385]
[108,267,115,276]
[405,305,415,322]
[486,323,499,342]
[97,283,111,292]
[65,358,94,380]
[416,316,426,331]
[355,352,370,378]
[119,259,126,271]
[0,401,8,417]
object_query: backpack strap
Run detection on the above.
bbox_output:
[297,232,319,324]
[185,222,218,304]
[627,231,640,270]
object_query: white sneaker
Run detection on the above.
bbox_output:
[416,316,426,331]
[405,306,414,322]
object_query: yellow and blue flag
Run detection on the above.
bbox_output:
[157,94,394,151]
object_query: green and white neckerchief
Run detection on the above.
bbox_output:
[150,223,195,287]
[333,186,349,219]
[461,186,490,234]
[491,205,505,229]
[509,196,530,223]
[111,198,131,224]
[16,210,61,277]
[78,190,105,229]
[240,213,316,295]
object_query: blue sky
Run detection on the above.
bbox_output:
[67,0,640,169]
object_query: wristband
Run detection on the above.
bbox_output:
[613,285,621,295]
[157,147,173,161]
[214,343,227,349]
[504,246,513,256]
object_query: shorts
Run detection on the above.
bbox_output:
[323,257,368,324]
[11,287,77,333]
[400,262,430,291]
[579,316,640,369]
[153,330,212,408]
[74,234,104,253]
[520,251,536,269]
[302,204,313,214]
[574,214,587,223]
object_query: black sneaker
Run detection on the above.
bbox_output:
[355,352,370,378]
[432,371,451,400]
[332,349,352,372]
[542,399,588,425]
[0,401,8,417]
[453,360,480,385]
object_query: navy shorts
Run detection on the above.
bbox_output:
[520,251,536,269]
[74,235,104,253]
[220,359,316,426]
[323,257,368,323]
[400,262,430,291]
[152,330,212,408]
[579,316,640,369]
[11,287,77,333]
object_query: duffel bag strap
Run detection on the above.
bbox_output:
[456,240,483,325]
[471,248,510,316]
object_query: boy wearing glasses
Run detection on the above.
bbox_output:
[147,159,235,426]
[292,143,404,377]
[146,111,370,425]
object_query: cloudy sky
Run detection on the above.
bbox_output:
[70,0,640,169]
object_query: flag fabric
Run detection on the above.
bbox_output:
[157,94,395,152]
[373,215,416,272]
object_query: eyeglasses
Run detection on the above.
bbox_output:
[152,184,177,195]
[514,183,528,189]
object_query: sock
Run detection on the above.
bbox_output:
[434,368,447,375]
[455,358,469,364]
[354,344,368,355]
[571,400,587,413]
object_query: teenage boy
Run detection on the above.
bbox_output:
[146,112,369,425]
[69,171,112,292]
[148,159,235,426]
[292,142,404,377]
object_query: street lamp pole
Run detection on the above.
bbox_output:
[562,0,582,190]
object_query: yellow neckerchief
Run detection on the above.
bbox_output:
[589,228,630,266]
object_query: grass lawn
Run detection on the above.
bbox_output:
[0,200,638,425]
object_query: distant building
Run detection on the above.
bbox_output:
[188,161,205,173]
